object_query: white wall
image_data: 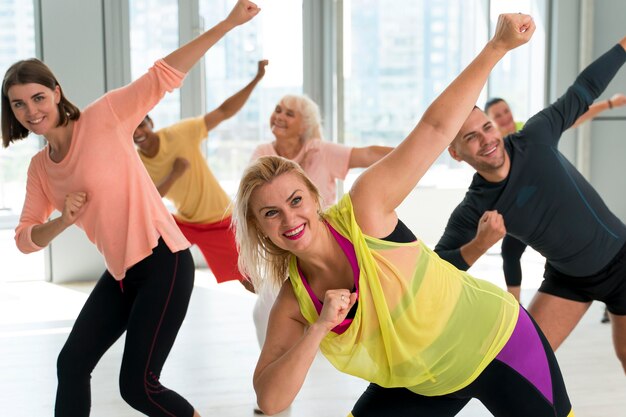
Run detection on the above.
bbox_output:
[396,187,468,245]
[551,0,626,221]
[40,0,107,282]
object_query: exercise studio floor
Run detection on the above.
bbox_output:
[1,249,625,417]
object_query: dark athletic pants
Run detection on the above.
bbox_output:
[55,238,195,416]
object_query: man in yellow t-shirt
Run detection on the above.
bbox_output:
[134,60,268,292]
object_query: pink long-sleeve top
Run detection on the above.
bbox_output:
[15,59,191,280]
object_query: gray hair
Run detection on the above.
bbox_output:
[279,94,323,142]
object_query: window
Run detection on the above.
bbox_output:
[0,0,42,281]
[0,0,38,222]
[129,0,180,129]
[199,0,304,193]
[341,0,547,188]
[342,0,488,188]
[488,0,547,123]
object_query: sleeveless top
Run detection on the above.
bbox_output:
[288,194,518,396]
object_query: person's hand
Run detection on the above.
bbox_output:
[61,191,88,226]
[317,289,358,332]
[172,157,190,178]
[225,0,260,27]
[490,13,535,53]
[609,93,626,109]
[256,59,269,79]
[475,210,506,249]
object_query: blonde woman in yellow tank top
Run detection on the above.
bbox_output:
[234,14,574,417]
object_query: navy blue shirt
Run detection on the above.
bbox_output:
[435,44,626,277]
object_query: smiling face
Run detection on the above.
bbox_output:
[132,116,158,154]
[7,83,61,136]
[486,100,516,135]
[269,100,304,141]
[250,172,323,255]
[449,108,509,180]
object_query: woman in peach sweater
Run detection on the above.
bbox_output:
[0,1,259,416]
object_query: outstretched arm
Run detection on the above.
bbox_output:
[570,93,626,129]
[348,145,394,168]
[107,0,260,136]
[163,0,260,73]
[204,60,268,131]
[350,14,535,236]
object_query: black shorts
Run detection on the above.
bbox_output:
[540,243,626,315]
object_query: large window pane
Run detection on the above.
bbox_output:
[0,0,38,222]
[200,0,303,193]
[489,0,547,122]
[0,0,43,281]
[341,1,547,189]
[343,0,488,188]
[129,0,180,128]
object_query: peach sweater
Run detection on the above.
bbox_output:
[15,60,190,279]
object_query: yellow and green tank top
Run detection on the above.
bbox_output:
[288,194,518,396]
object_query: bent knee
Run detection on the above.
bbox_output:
[57,345,91,380]
[119,377,149,409]
[119,370,167,409]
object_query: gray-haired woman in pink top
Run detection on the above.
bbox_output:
[1,1,260,416]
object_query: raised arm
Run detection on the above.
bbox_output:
[350,14,535,236]
[204,60,268,131]
[163,0,260,73]
[348,145,393,169]
[570,93,626,129]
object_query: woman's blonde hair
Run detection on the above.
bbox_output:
[233,156,323,290]
[279,94,323,142]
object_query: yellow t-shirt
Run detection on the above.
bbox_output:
[289,194,518,396]
[139,116,231,224]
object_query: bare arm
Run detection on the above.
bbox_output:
[458,210,506,266]
[163,0,260,73]
[204,60,268,131]
[31,192,87,247]
[570,93,626,129]
[156,158,189,197]
[350,14,535,237]
[348,145,394,169]
[254,285,357,415]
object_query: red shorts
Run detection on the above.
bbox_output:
[175,216,244,283]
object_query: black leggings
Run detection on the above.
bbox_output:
[350,310,573,417]
[55,238,195,417]
[501,235,527,287]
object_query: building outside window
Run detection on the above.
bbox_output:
[0,0,42,281]
[341,0,546,189]
[200,0,303,193]
[129,0,180,129]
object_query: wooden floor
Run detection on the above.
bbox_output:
[1,258,625,417]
